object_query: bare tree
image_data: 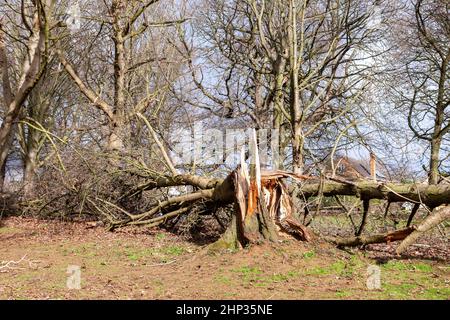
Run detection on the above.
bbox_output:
[0,0,53,190]
[389,0,449,184]
[182,0,385,174]
[56,0,187,153]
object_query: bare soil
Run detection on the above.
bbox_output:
[0,216,449,300]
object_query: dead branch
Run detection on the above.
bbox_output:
[326,227,416,247]
[356,199,370,236]
[0,254,40,272]
[406,203,421,227]
[136,112,178,176]
[396,205,450,254]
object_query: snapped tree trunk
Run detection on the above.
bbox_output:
[211,131,311,250]
[107,135,313,249]
[210,166,313,250]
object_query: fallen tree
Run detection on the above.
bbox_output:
[96,135,449,251]
[396,205,450,254]
[105,146,314,249]
[299,179,450,208]
[111,165,450,247]
[325,227,417,247]
[32,127,449,252]
[298,177,450,236]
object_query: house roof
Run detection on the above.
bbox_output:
[324,155,390,181]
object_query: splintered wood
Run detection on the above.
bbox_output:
[222,130,312,247]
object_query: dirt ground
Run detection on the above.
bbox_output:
[0,216,449,300]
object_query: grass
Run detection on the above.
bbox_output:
[2,216,447,300]
[335,290,353,298]
[381,260,434,273]
[381,283,419,299]
[0,226,22,234]
[420,287,450,300]
[373,259,449,299]
[126,252,140,261]
[152,280,165,297]
[214,275,232,285]
[306,266,329,275]
[162,246,184,256]
[121,245,185,262]
[269,270,300,282]
[303,250,315,259]
[223,292,238,297]
[68,243,99,257]
[156,233,166,240]
[231,266,302,287]
[232,266,263,275]
[305,260,356,277]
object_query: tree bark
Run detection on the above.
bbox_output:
[110,1,127,152]
[272,57,287,170]
[23,145,38,197]
[210,166,311,250]
[0,11,47,188]
[428,137,441,185]
[397,205,450,254]
[288,0,303,175]
[326,227,416,247]
[299,180,450,208]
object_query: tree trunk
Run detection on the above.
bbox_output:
[272,57,287,170]
[107,124,125,152]
[397,205,449,254]
[0,160,6,192]
[291,132,303,174]
[210,166,312,250]
[109,1,128,153]
[326,227,416,247]
[23,145,38,197]
[299,180,450,208]
[288,0,303,175]
[0,10,46,187]
[428,137,441,185]
[0,112,21,185]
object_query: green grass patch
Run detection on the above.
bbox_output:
[303,251,315,259]
[306,266,329,275]
[231,266,300,287]
[335,290,353,298]
[156,233,166,240]
[419,287,450,300]
[381,260,434,273]
[121,245,185,262]
[161,246,184,256]
[306,260,355,277]
[411,263,433,272]
[232,266,263,275]
[215,275,232,285]
[382,283,418,299]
